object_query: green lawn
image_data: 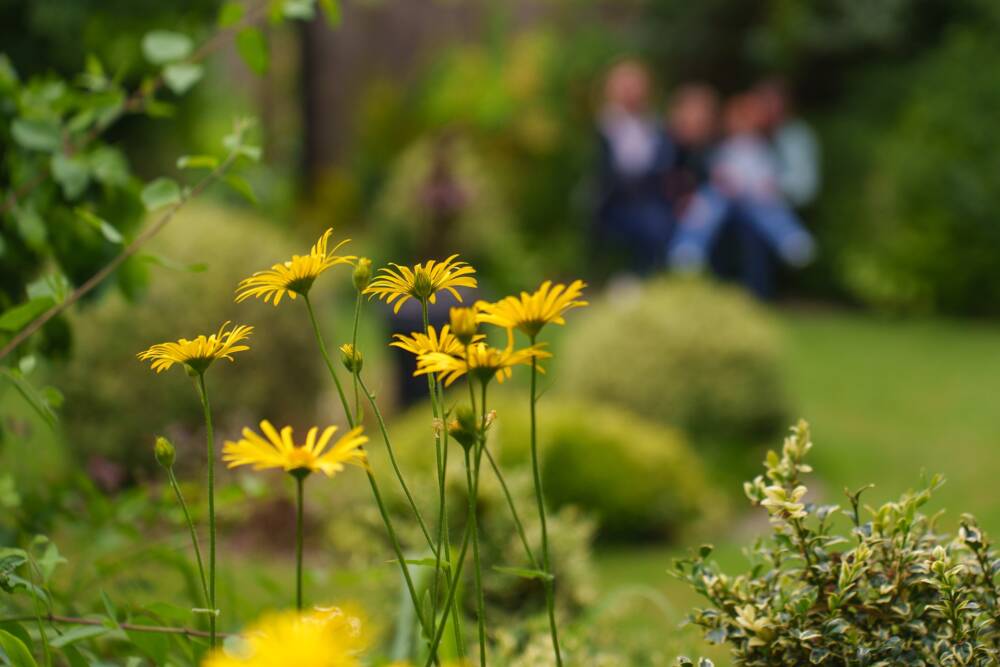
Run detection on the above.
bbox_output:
[592,307,1000,662]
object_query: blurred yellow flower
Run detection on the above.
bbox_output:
[235,229,356,306]
[137,321,253,374]
[390,324,479,358]
[476,279,587,338]
[415,341,550,386]
[223,420,368,478]
[202,607,366,667]
[364,255,477,313]
[449,306,479,344]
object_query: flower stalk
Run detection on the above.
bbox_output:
[195,373,218,648]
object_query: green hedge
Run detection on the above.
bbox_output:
[558,277,788,444]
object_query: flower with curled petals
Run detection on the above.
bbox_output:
[364,255,476,314]
[137,321,253,375]
[235,229,356,306]
[476,279,587,338]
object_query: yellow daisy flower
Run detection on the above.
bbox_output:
[476,279,587,338]
[137,321,253,375]
[222,420,368,478]
[235,229,356,306]
[364,255,477,314]
[415,341,550,387]
[202,607,367,667]
[389,324,482,358]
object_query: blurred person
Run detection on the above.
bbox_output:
[665,82,720,214]
[668,93,814,299]
[594,59,675,276]
[756,78,821,208]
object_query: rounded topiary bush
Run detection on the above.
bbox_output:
[558,277,788,443]
[57,205,332,478]
[385,391,715,541]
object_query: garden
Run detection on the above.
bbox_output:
[4,1,1000,666]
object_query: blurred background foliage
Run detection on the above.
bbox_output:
[5,0,1000,662]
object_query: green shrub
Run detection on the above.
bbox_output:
[386,391,716,541]
[835,25,1000,315]
[675,421,1000,666]
[56,205,330,477]
[559,277,788,443]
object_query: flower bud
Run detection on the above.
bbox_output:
[339,343,363,373]
[449,307,478,345]
[448,406,479,450]
[352,258,372,291]
[413,268,434,300]
[154,436,176,469]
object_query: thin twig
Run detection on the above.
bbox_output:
[1,614,232,639]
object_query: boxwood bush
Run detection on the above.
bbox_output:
[676,421,1000,666]
[558,277,788,443]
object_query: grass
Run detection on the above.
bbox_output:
[591,306,1000,662]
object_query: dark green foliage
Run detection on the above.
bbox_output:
[676,421,1000,665]
[559,278,788,443]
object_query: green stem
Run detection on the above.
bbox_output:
[358,375,436,555]
[351,292,363,424]
[304,294,352,427]
[166,468,210,606]
[421,301,446,644]
[295,474,305,611]
[483,445,536,566]
[471,380,488,666]
[195,373,217,649]
[436,381,465,660]
[529,345,561,665]
[467,442,486,667]
[302,293,436,655]
[424,486,474,667]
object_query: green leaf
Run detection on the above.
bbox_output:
[126,617,169,664]
[163,63,204,95]
[26,273,70,303]
[0,622,30,652]
[176,154,219,170]
[142,31,193,65]
[36,539,67,583]
[49,625,109,648]
[318,0,341,26]
[141,178,182,210]
[51,153,91,200]
[59,645,88,667]
[389,557,451,570]
[89,146,130,186]
[492,565,554,581]
[236,27,268,74]
[11,118,60,151]
[101,589,118,627]
[282,0,316,20]
[223,174,257,204]
[76,208,123,244]
[0,297,54,333]
[219,1,245,27]
[138,252,207,273]
[0,629,37,667]
[0,369,59,429]
[13,205,46,250]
